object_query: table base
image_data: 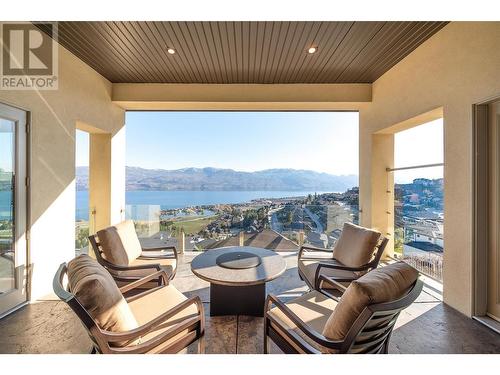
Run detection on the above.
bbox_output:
[209,283,265,317]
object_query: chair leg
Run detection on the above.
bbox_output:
[197,335,206,354]
[263,318,269,354]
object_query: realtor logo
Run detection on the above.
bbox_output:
[1,22,58,90]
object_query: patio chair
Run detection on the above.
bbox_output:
[89,220,178,287]
[298,222,388,291]
[53,254,205,354]
[264,261,422,354]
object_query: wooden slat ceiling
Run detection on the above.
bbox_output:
[37,21,448,84]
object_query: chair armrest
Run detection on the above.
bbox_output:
[314,261,368,290]
[140,245,178,264]
[141,245,177,252]
[317,275,349,298]
[300,245,333,253]
[298,245,333,261]
[265,294,341,351]
[317,260,371,273]
[119,270,170,294]
[98,257,162,272]
[139,252,176,259]
[100,295,204,350]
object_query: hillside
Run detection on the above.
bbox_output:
[76,166,358,192]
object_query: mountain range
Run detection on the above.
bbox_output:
[76,166,358,192]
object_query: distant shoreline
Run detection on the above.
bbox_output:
[74,189,339,221]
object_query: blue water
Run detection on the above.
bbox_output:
[0,191,13,220]
[75,190,329,221]
[1,190,332,221]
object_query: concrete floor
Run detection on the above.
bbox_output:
[0,252,499,354]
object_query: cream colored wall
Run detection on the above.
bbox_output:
[0,33,125,300]
[112,83,372,109]
[359,22,500,316]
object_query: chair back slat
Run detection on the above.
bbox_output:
[363,313,397,329]
[371,237,389,266]
[341,279,423,354]
[88,234,122,278]
[349,316,397,353]
[89,234,105,260]
[364,340,387,354]
[356,315,399,341]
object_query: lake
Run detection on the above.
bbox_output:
[75,190,331,220]
[0,190,334,221]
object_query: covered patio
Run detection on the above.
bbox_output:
[0,251,498,354]
[0,19,500,354]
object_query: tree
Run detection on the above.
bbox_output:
[75,226,89,250]
[394,227,405,254]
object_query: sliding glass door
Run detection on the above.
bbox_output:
[487,100,500,321]
[0,102,28,317]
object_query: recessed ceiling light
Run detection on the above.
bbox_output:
[167,48,176,55]
[307,46,318,54]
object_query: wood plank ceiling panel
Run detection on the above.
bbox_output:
[38,21,448,84]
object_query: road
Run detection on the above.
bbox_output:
[303,207,324,233]
[269,208,283,232]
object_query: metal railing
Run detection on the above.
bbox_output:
[120,201,359,252]
[389,165,444,282]
[401,252,443,281]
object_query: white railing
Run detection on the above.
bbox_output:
[401,252,443,281]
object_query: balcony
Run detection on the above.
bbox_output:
[0,245,498,353]
[8,199,500,354]
[0,19,499,358]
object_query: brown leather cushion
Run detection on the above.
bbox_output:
[268,291,339,353]
[112,257,177,286]
[127,284,199,353]
[322,261,419,341]
[97,220,142,266]
[331,222,381,268]
[67,255,139,333]
[298,258,359,288]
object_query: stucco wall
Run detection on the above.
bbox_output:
[359,22,500,316]
[0,36,125,300]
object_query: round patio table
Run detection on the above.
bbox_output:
[191,246,286,316]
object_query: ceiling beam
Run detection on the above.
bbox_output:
[112,83,371,110]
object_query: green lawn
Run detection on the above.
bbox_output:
[0,229,12,239]
[167,215,218,235]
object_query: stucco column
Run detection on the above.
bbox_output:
[89,128,126,233]
[371,133,395,258]
[110,126,126,225]
[89,133,111,232]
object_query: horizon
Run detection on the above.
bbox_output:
[75,164,358,177]
[75,112,443,184]
[76,111,360,175]
[73,164,443,184]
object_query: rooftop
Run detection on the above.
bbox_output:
[207,229,299,251]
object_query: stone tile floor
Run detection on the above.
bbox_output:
[0,252,499,354]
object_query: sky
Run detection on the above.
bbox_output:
[77,111,360,175]
[74,112,443,181]
[394,118,443,183]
